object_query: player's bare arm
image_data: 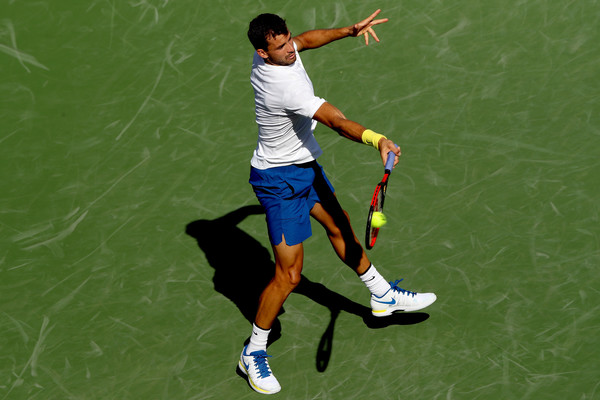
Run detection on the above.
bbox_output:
[293,9,389,51]
[313,102,400,167]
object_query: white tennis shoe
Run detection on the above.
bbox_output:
[238,345,281,395]
[371,279,437,316]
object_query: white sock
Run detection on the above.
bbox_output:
[359,264,391,297]
[246,323,270,354]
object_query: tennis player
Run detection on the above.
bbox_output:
[239,10,437,394]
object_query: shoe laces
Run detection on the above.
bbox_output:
[252,352,273,379]
[390,279,416,297]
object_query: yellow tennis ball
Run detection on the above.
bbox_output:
[371,211,387,228]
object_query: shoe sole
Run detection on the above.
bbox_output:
[372,295,437,317]
[238,359,281,395]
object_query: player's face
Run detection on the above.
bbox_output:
[259,32,296,66]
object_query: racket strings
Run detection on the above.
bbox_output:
[375,193,384,211]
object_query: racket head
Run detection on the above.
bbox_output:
[365,149,397,249]
[365,179,388,249]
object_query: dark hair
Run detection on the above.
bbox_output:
[247,13,289,50]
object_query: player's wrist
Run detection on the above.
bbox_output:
[361,129,387,150]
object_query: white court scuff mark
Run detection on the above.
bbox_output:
[219,66,231,98]
[41,269,82,297]
[109,317,143,333]
[11,222,54,243]
[28,316,53,377]
[23,211,89,251]
[70,216,135,269]
[0,129,21,145]
[7,261,34,271]
[165,38,179,74]
[116,61,165,141]
[49,276,92,314]
[63,207,81,221]
[4,316,54,398]
[1,20,49,72]
[134,0,159,24]
[84,156,150,211]
[0,44,49,72]
[439,16,471,39]
[165,37,190,75]
[3,312,30,344]
[87,341,104,357]
[549,201,562,216]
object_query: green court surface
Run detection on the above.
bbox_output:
[1,1,599,399]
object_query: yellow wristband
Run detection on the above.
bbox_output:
[361,129,387,150]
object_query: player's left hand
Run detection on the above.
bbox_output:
[351,9,389,45]
[379,139,400,168]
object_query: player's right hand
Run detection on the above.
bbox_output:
[379,139,400,168]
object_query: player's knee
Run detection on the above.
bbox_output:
[328,210,352,238]
[282,261,303,287]
[287,268,302,287]
[273,274,301,293]
[274,263,302,290]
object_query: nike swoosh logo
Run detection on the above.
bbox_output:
[373,298,396,305]
[243,361,250,371]
[365,276,375,282]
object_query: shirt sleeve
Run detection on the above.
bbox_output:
[282,84,326,118]
[278,42,326,118]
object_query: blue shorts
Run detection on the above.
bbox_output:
[249,161,335,246]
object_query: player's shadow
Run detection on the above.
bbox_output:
[185,204,429,373]
[185,205,283,347]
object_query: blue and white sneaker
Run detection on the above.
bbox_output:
[371,280,437,316]
[238,345,281,395]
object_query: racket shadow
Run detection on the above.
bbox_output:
[186,205,429,373]
[294,278,429,372]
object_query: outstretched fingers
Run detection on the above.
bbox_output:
[354,9,388,45]
[364,27,380,45]
[363,9,383,25]
[370,18,389,28]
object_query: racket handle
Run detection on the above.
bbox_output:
[384,148,397,172]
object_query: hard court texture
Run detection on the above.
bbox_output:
[1,1,598,399]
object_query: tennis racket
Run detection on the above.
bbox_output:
[365,150,396,249]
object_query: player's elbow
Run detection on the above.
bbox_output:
[314,102,346,129]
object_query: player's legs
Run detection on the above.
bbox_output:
[307,162,371,275]
[243,165,315,394]
[239,235,301,395]
[247,163,314,346]
[309,201,371,275]
[308,163,437,315]
[254,235,304,329]
[311,200,437,314]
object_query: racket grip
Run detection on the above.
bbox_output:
[385,148,397,171]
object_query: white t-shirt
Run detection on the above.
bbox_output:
[250,41,326,169]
